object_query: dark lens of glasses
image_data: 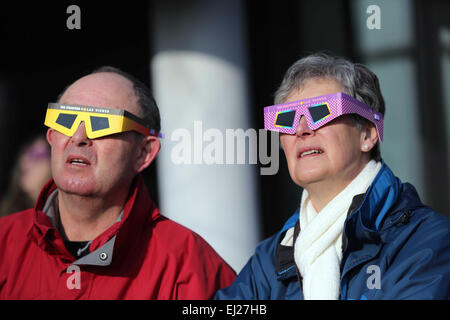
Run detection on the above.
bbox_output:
[56,113,77,129]
[90,116,110,132]
[275,110,296,128]
[308,104,331,123]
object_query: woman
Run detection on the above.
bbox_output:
[215,53,450,300]
[0,135,51,217]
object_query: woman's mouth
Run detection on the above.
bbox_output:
[298,148,324,158]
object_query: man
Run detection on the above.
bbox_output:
[0,67,236,299]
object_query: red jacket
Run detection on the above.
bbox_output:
[0,176,236,299]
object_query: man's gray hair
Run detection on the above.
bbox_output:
[274,53,385,161]
[57,66,161,135]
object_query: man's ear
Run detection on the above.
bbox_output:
[46,128,54,145]
[134,136,161,173]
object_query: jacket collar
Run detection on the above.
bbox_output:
[28,175,161,262]
[343,161,423,242]
[351,160,401,231]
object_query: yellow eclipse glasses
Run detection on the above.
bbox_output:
[44,103,161,139]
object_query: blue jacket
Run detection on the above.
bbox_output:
[215,163,450,300]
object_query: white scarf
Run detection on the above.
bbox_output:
[294,160,381,300]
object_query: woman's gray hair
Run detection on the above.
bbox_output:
[274,53,385,161]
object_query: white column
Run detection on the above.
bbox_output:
[150,0,261,272]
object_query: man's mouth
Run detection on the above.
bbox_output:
[67,156,91,166]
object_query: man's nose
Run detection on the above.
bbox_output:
[295,116,314,137]
[70,122,92,146]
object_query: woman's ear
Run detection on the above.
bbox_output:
[361,123,378,152]
[134,136,161,173]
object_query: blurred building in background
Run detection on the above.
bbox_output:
[0,0,449,272]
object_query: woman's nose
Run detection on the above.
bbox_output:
[296,116,314,137]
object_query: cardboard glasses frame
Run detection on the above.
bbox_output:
[263,92,384,141]
[44,103,162,139]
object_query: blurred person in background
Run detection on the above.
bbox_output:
[215,53,450,300]
[0,135,51,217]
[0,66,235,299]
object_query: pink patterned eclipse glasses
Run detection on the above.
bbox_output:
[263,92,384,141]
